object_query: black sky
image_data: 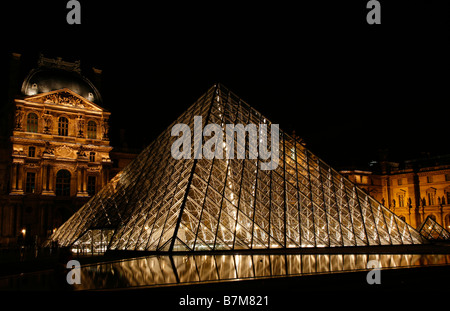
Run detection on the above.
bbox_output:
[1,0,449,169]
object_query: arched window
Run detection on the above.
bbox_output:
[55,169,71,196]
[87,121,97,139]
[27,113,38,133]
[58,117,69,136]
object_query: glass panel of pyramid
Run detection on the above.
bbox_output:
[418,216,450,240]
[49,84,424,252]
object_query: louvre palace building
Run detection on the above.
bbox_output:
[0,53,134,247]
[340,156,450,232]
[1,53,449,250]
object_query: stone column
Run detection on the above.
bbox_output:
[77,165,89,197]
[48,165,54,193]
[77,167,82,193]
[42,164,55,196]
[17,163,23,192]
[42,164,47,192]
[10,163,17,193]
[82,167,87,193]
[10,160,24,195]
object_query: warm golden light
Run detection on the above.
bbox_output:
[50,84,426,253]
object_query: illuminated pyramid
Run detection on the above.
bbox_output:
[418,216,450,240]
[49,84,424,252]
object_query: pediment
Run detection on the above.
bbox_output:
[24,88,104,112]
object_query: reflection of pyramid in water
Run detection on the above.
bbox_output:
[50,84,424,252]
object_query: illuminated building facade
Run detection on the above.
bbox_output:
[340,156,450,231]
[0,54,113,246]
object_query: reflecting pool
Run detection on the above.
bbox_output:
[73,253,450,290]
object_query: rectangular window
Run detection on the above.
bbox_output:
[398,194,404,207]
[58,117,69,136]
[427,176,433,183]
[55,170,71,196]
[87,175,96,196]
[28,146,36,157]
[27,113,38,133]
[428,193,435,205]
[445,174,450,182]
[87,121,97,139]
[25,172,36,193]
[89,152,96,162]
[397,178,403,186]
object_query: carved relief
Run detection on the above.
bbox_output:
[102,118,109,140]
[54,163,76,174]
[77,145,87,158]
[42,111,53,134]
[14,107,25,130]
[77,115,85,137]
[30,90,96,110]
[87,166,101,173]
[43,141,55,155]
[38,53,81,73]
[42,91,86,108]
[55,145,76,158]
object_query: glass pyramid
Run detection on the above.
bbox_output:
[49,84,424,253]
[418,216,450,240]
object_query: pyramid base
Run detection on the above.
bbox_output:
[104,243,450,258]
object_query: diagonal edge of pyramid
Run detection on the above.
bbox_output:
[418,215,450,240]
[48,83,425,252]
[48,84,218,249]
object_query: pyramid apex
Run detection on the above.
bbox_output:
[49,85,425,253]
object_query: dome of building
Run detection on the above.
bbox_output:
[21,55,102,104]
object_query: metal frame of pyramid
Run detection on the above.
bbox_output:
[418,216,450,240]
[49,84,424,253]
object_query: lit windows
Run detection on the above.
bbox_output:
[58,117,69,136]
[27,113,38,133]
[87,121,97,139]
[25,172,36,193]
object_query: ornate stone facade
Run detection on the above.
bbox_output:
[10,88,112,197]
[340,157,450,231]
[0,54,113,246]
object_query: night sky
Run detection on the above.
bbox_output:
[1,0,449,169]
